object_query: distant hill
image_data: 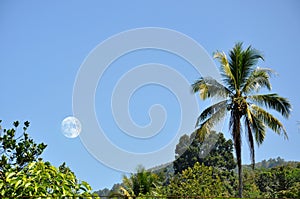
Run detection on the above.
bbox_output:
[243,157,299,169]
[148,161,174,174]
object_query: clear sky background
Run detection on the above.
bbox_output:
[1,0,300,191]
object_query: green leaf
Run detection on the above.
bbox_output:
[14,179,22,189]
[13,121,19,128]
[1,188,5,196]
[6,171,16,180]
[24,182,31,189]
[27,162,36,169]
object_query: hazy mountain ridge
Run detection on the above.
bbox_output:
[243,157,299,169]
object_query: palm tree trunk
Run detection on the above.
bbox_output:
[233,112,243,198]
[238,158,243,198]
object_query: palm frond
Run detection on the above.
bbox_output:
[228,42,264,90]
[249,111,266,145]
[239,46,264,89]
[242,67,273,94]
[213,51,236,91]
[195,104,227,141]
[244,116,255,169]
[192,77,232,100]
[228,42,242,83]
[249,93,291,118]
[251,104,288,139]
[228,43,243,90]
[195,100,228,126]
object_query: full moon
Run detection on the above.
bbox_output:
[61,116,82,138]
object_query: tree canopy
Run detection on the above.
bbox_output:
[0,160,95,197]
[121,165,160,197]
[173,131,235,174]
[166,162,233,197]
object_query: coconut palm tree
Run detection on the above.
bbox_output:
[192,43,291,198]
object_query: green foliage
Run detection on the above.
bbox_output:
[122,165,160,197]
[173,131,235,174]
[95,161,300,198]
[0,160,98,198]
[0,120,98,198]
[165,162,232,197]
[0,120,47,172]
[256,164,300,198]
[241,169,261,198]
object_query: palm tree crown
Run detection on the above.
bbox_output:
[192,42,291,197]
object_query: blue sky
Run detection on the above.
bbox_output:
[1,0,300,191]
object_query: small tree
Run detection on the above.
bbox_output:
[0,120,98,198]
[0,160,97,198]
[0,120,47,172]
[122,165,159,197]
